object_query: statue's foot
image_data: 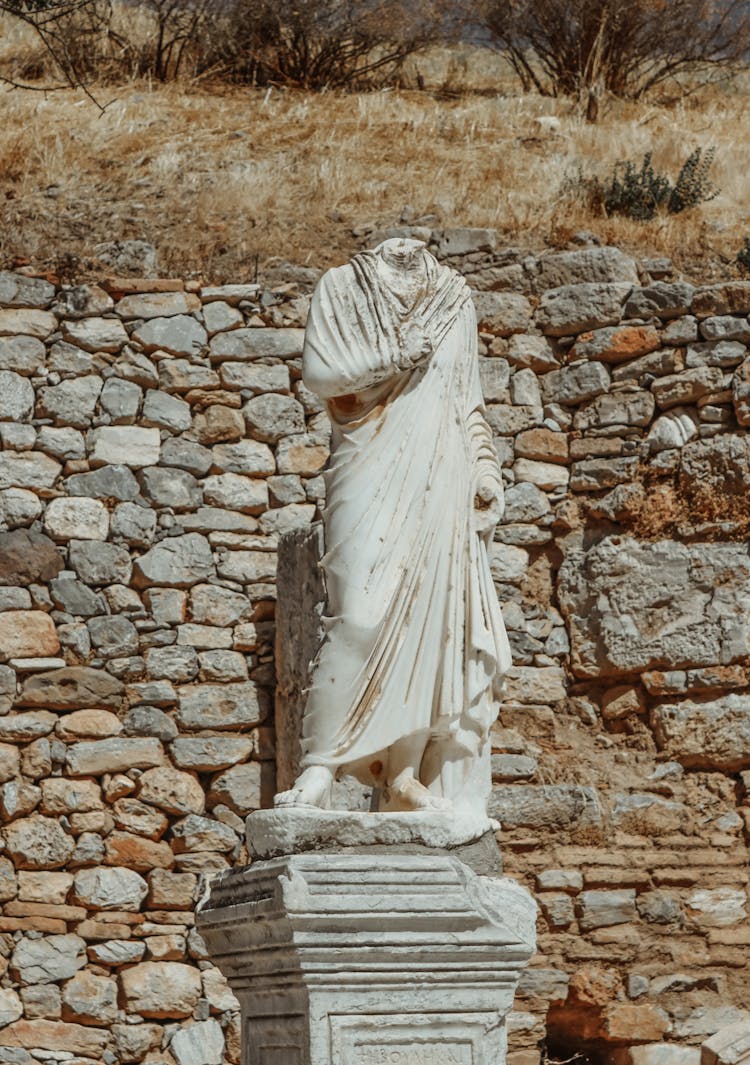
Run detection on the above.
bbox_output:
[274,766,333,809]
[383,776,453,813]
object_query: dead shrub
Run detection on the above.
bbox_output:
[478,0,750,106]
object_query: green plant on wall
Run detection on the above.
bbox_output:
[575,146,720,222]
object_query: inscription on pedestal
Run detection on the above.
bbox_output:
[354,1045,472,1065]
[332,1013,485,1065]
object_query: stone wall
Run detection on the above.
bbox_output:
[0,242,749,1065]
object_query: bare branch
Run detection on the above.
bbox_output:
[479,0,750,102]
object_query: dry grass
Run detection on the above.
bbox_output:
[1,25,749,281]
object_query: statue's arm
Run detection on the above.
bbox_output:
[468,407,504,534]
[303,318,432,400]
[302,270,433,401]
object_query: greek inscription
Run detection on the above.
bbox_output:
[355,1044,470,1065]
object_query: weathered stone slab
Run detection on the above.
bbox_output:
[0,452,61,491]
[170,1019,224,1065]
[4,815,75,869]
[73,866,147,910]
[61,316,128,352]
[624,282,695,319]
[577,888,636,930]
[209,327,304,361]
[0,370,34,420]
[692,281,750,317]
[138,766,205,815]
[535,282,631,336]
[502,666,567,704]
[207,763,263,815]
[0,271,55,307]
[176,682,268,730]
[116,291,193,318]
[651,365,724,409]
[488,785,601,828]
[574,389,654,430]
[132,315,207,355]
[133,533,216,588]
[559,538,750,678]
[472,291,532,336]
[0,334,46,374]
[0,611,59,660]
[89,426,161,468]
[570,324,660,364]
[1,1018,108,1057]
[533,247,638,292]
[686,886,746,927]
[651,695,750,771]
[120,962,202,1018]
[66,738,164,776]
[17,666,124,709]
[540,360,610,405]
[247,808,497,860]
[170,736,254,772]
[0,308,56,338]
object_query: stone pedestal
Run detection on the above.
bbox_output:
[197,824,536,1065]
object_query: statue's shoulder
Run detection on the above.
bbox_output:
[312,259,357,300]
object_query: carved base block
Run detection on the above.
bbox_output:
[247,807,500,862]
[197,852,536,1065]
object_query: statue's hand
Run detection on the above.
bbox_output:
[397,318,433,370]
[473,468,504,535]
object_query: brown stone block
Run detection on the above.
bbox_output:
[147,869,198,911]
[588,926,643,946]
[707,927,750,945]
[682,848,737,865]
[651,868,700,887]
[562,941,637,964]
[102,277,185,296]
[0,915,67,933]
[582,867,651,889]
[18,666,124,709]
[507,1054,541,1065]
[91,910,144,924]
[4,901,86,920]
[1,1018,108,1057]
[692,281,750,317]
[708,947,750,968]
[601,1003,670,1043]
[515,427,569,465]
[119,960,202,1019]
[0,530,63,586]
[0,611,59,660]
[143,910,195,926]
[75,919,133,940]
[555,847,633,868]
[136,922,189,937]
[571,324,661,364]
[104,831,174,871]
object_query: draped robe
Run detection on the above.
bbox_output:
[299,244,511,817]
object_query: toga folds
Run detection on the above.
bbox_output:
[299,243,511,815]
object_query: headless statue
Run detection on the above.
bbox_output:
[274,238,511,820]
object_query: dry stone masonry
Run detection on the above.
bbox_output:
[0,235,750,1065]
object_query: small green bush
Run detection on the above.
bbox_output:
[579,147,720,222]
[738,238,750,275]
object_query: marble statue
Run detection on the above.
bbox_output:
[274,237,511,821]
[199,239,535,1065]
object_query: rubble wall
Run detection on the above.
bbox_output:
[0,243,749,1065]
